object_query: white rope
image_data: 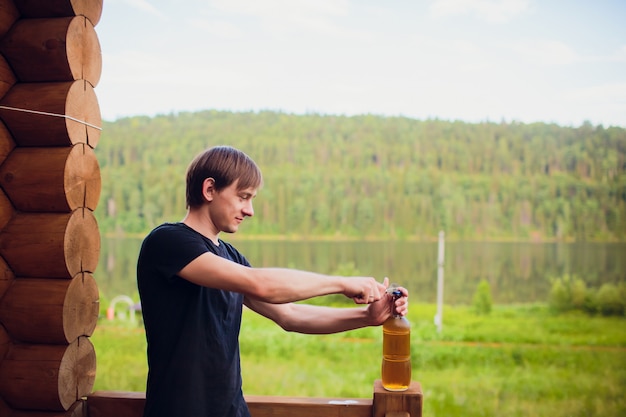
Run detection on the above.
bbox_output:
[0,105,102,130]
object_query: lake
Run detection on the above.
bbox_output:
[96,237,625,305]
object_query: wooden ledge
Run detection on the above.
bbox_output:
[86,381,422,417]
[86,391,145,417]
[246,395,372,417]
[86,391,373,417]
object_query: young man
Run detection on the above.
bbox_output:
[137,145,408,417]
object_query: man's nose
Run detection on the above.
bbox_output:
[243,201,254,217]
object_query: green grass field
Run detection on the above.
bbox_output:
[92,303,626,417]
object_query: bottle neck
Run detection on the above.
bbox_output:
[390,289,402,318]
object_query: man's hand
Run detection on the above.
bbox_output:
[366,283,409,325]
[342,276,388,304]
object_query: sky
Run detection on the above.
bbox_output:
[95,0,626,128]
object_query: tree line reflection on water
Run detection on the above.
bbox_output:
[97,238,625,305]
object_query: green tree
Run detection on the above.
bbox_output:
[472,279,493,315]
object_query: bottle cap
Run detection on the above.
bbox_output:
[386,283,402,299]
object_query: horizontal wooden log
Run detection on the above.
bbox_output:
[85,392,145,417]
[0,273,99,344]
[0,337,96,411]
[0,209,100,278]
[0,143,101,212]
[10,400,84,416]
[372,380,422,417]
[0,255,15,302]
[1,16,102,86]
[0,188,13,232]
[85,391,374,417]
[0,0,19,38]
[247,395,372,417]
[0,80,101,148]
[0,53,16,99]
[14,0,103,26]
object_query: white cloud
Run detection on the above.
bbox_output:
[559,83,626,127]
[608,45,626,63]
[190,19,246,40]
[124,0,165,17]
[510,39,579,66]
[101,51,178,84]
[208,0,350,19]
[565,82,626,103]
[429,0,530,23]
[205,0,364,39]
[405,34,492,75]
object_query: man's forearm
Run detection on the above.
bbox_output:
[276,303,372,334]
[252,268,347,303]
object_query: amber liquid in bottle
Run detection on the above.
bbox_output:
[381,290,411,391]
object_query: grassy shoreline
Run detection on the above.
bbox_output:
[92,303,626,416]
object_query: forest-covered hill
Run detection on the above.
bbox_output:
[94,110,626,241]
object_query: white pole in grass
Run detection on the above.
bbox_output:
[435,230,445,333]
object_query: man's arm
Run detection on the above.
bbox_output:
[243,285,409,335]
[178,251,386,304]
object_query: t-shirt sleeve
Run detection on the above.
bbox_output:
[221,240,252,268]
[139,225,208,282]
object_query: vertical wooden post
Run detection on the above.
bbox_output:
[435,230,445,333]
[373,380,423,417]
[0,0,104,414]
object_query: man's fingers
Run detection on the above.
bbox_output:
[353,279,384,304]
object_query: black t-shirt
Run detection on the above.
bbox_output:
[137,222,251,417]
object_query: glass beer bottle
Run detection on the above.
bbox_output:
[381,288,411,391]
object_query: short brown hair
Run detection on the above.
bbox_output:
[185,146,263,208]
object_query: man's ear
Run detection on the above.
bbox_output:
[202,178,216,202]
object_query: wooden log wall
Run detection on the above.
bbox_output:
[0,1,103,416]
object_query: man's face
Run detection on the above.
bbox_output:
[208,179,257,234]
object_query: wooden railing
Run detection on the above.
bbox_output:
[85,380,422,417]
